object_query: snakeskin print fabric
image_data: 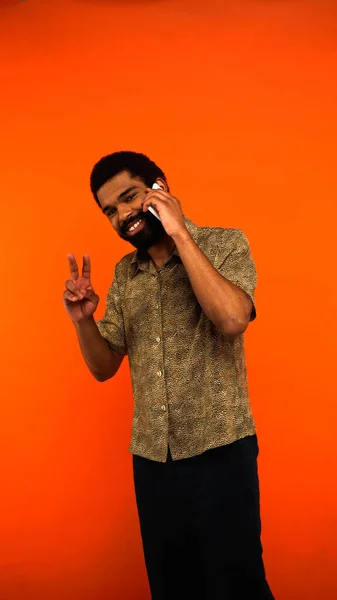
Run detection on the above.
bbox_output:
[97,218,257,462]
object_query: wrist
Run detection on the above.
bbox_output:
[171,227,193,246]
[73,315,95,328]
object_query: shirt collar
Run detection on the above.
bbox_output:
[129,217,199,278]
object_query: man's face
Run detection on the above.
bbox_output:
[96,171,166,251]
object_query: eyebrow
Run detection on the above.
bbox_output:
[102,186,138,215]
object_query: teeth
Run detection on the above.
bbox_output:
[128,219,142,232]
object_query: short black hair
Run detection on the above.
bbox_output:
[90,151,169,206]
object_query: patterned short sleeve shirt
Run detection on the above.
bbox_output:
[97,218,257,462]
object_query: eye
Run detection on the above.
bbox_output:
[106,207,116,218]
[126,193,137,202]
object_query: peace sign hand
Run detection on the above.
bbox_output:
[63,254,100,323]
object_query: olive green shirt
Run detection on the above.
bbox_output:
[97,218,257,462]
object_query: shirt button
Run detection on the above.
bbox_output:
[161,405,166,412]
[157,370,162,377]
[156,336,161,343]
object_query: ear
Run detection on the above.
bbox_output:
[154,178,168,192]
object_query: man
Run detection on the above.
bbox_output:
[63,151,274,600]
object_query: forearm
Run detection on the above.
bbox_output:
[73,316,123,381]
[173,232,252,337]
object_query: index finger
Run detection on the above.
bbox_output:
[82,254,91,280]
[67,254,80,281]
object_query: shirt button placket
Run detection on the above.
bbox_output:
[155,278,167,434]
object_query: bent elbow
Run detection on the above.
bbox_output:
[220,316,249,339]
[93,370,115,383]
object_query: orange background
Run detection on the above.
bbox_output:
[1,1,337,598]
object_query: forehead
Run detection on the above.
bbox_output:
[96,171,143,207]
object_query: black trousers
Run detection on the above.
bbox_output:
[133,436,275,600]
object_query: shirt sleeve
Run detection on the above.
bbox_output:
[96,269,128,355]
[215,230,257,322]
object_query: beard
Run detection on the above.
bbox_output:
[118,210,166,251]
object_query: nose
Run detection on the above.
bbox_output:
[119,206,134,230]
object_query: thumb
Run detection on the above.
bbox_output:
[85,288,100,305]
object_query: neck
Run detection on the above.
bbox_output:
[147,234,176,269]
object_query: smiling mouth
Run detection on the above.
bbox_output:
[126,218,144,235]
